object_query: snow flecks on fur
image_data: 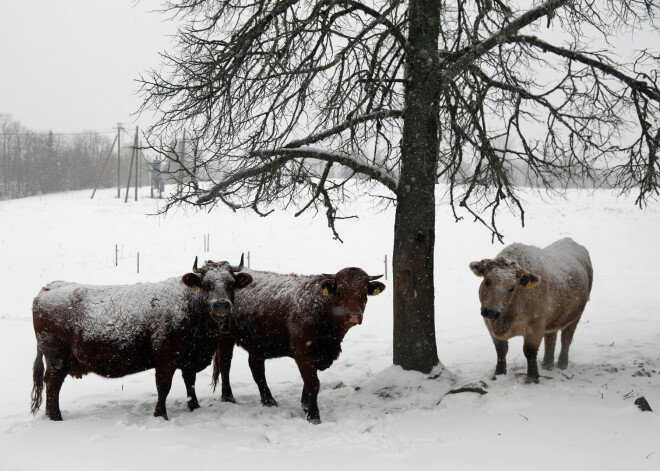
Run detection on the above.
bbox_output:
[34,278,192,347]
[499,237,593,297]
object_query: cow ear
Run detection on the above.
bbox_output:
[320,278,337,296]
[182,273,202,290]
[469,260,488,277]
[234,272,253,289]
[519,270,541,289]
[368,281,386,296]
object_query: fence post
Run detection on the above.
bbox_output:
[137,252,140,274]
[115,244,118,267]
[247,251,251,268]
[384,254,388,280]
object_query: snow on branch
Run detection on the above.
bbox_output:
[439,0,572,82]
[197,147,399,205]
[284,110,403,148]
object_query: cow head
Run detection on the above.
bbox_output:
[182,255,253,322]
[319,267,386,331]
[469,257,541,334]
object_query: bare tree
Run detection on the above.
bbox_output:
[139,0,660,373]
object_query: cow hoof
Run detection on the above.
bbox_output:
[47,412,63,421]
[262,398,278,407]
[221,395,236,404]
[154,410,169,420]
[187,400,200,411]
[557,361,568,370]
[541,361,555,371]
[525,376,540,384]
[492,370,506,380]
[307,416,321,425]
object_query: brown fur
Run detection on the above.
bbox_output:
[470,238,593,383]
[30,259,252,421]
[214,267,385,424]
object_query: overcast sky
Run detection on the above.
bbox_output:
[0,0,176,134]
[1,1,658,137]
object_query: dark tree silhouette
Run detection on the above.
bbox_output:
[140,0,660,373]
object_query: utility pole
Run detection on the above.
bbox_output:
[124,126,139,203]
[134,130,139,201]
[91,133,118,199]
[116,123,123,198]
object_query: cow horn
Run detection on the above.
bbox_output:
[232,254,244,272]
[193,256,202,274]
[368,275,383,281]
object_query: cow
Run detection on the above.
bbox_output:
[469,238,593,383]
[212,267,386,424]
[30,256,253,421]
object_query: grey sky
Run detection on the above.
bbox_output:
[0,0,175,134]
[1,1,657,136]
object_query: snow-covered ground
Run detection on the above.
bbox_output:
[0,186,658,470]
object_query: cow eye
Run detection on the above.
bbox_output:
[484,279,491,287]
[508,286,515,293]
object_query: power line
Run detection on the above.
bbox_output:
[0,130,118,137]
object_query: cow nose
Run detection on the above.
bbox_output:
[213,299,232,313]
[481,307,501,320]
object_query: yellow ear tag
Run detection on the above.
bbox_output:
[191,286,199,291]
[373,288,380,296]
[322,287,329,296]
[526,281,534,289]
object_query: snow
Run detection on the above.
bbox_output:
[34,278,191,345]
[0,186,659,470]
[498,238,592,288]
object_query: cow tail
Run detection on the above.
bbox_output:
[211,351,220,393]
[31,348,45,415]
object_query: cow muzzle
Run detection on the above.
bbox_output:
[481,307,501,321]
[211,299,232,319]
[344,312,363,328]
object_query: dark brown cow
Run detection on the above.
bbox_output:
[30,256,252,421]
[213,267,386,424]
[470,238,593,383]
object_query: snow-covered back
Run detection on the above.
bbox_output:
[33,278,190,346]
[0,187,658,470]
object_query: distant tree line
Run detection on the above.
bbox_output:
[0,115,149,200]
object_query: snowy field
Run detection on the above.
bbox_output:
[0,186,658,470]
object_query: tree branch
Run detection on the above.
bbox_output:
[197,147,398,205]
[511,35,660,102]
[284,109,402,148]
[439,0,572,83]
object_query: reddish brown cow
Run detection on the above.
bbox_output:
[31,256,252,421]
[213,267,385,424]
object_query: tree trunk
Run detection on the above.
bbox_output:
[392,0,441,373]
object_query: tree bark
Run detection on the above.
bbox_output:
[392,0,441,373]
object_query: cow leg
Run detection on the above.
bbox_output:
[295,357,321,424]
[217,335,236,403]
[154,363,176,420]
[300,385,308,412]
[523,341,541,384]
[493,339,508,378]
[181,369,200,411]
[542,332,557,370]
[44,357,68,421]
[558,319,580,370]
[248,355,277,407]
